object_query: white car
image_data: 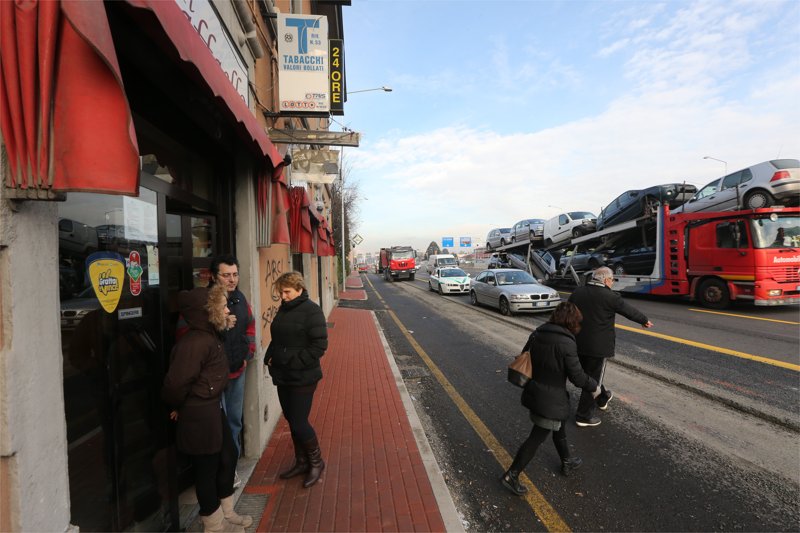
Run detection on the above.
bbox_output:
[673,159,800,213]
[469,268,560,315]
[429,267,471,295]
[543,212,597,247]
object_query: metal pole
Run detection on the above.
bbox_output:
[340,147,346,281]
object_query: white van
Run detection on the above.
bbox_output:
[543,212,597,246]
[427,254,458,273]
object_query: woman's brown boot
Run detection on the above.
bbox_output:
[279,438,309,479]
[302,437,325,488]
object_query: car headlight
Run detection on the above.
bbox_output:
[509,294,528,301]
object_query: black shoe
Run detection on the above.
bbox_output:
[575,416,601,427]
[561,456,583,476]
[596,389,613,411]
[500,471,528,496]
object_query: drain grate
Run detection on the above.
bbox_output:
[238,493,270,533]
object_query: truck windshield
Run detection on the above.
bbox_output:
[438,258,456,266]
[392,250,414,259]
[750,216,800,249]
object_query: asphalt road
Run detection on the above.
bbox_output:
[344,270,800,532]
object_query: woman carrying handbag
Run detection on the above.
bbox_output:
[501,302,601,496]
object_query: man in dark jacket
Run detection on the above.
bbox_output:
[568,266,653,427]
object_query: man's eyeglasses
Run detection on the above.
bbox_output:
[218,272,239,279]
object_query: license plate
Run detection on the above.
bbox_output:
[536,301,550,307]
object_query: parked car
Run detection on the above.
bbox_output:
[469,268,560,316]
[510,218,546,244]
[606,245,657,275]
[428,267,471,295]
[596,183,698,230]
[487,253,511,269]
[543,212,597,246]
[485,228,512,251]
[558,249,610,273]
[673,159,800,214]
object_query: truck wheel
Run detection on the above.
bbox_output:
[409,274,415,281]
[613,263,626,275]
[697,278,730,309]
[743,190,774,209]
[499,297,513,316]
[470,291,479,306]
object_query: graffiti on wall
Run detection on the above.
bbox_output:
[262,258,284,331]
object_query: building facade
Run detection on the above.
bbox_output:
[0,0,347,530]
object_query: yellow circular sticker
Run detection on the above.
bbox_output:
[88,258,125,313]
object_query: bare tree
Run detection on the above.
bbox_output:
[330,151,363,282]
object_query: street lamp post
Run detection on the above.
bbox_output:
[703,156,728,176]
[337,85,392,284]
[347,86,392,95]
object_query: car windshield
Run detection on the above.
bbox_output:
[392,250,414,259]
[568,212,595,219]
[438,258,457,266]
[750,216,800,249]
[694,180,719,200]
[440,268,466,277]
[528,219,545,224]
[495,271,536,285]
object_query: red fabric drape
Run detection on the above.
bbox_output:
[288,187,313,254]
[0,0,139,194]
[267,166,290,245]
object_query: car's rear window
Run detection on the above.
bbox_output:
[500,228,511,233]
[770,159,800,169]
[568,212,594,219]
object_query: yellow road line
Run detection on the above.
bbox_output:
[385,308,571,532]
[688,308,800,325]
[616,324,800,371]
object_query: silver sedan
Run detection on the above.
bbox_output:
[469,268,561,316]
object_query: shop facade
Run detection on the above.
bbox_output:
[0,1,340,531]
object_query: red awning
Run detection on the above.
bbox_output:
[126,0,284,169]
[1,0,139,194]
[1,0,284,196]
[289,187,314,254]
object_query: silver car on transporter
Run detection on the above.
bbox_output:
[469,268,560,316]
[673,159,800,213]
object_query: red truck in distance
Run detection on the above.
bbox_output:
[379,246,416,281]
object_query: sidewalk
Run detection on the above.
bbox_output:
[243,275,462,531]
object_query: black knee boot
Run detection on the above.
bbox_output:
[279,437,309,479]
[554,436,582,476]
[302,437,325,488]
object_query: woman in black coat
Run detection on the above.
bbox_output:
[265,271,328,488]
[501,302,600,496]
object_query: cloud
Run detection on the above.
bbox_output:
[348,1,800,254]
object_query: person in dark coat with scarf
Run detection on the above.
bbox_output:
[501,302,600,496]
[265,271,328,488]
[568,266,653,427]
[162,284,252,532]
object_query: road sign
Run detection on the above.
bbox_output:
[352,234,363,245]
[442,237,454,248]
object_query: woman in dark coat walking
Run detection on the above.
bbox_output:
[162,284,252,531]
[501,302,600,496]
[265,271,328,488]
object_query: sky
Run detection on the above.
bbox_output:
[337,0,800,259]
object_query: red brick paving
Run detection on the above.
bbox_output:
[338,289,367,300]
[247,306,446,532]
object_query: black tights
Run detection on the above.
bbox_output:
[191,410,238,516]
[277,384,318,442]
[509,424,570,473]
